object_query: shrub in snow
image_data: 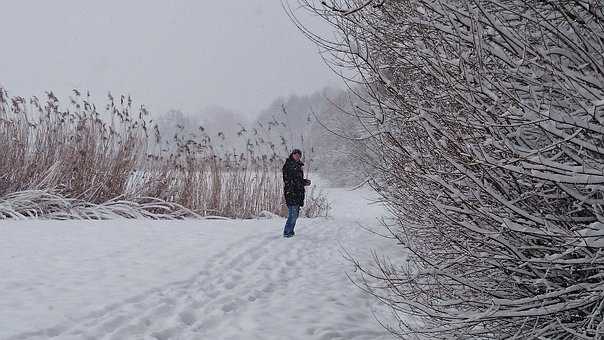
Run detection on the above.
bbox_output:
[290,0,604,338]
[302,185,331,218]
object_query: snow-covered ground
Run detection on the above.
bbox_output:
[1,186,399,340]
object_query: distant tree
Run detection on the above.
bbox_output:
[254,88,368,186]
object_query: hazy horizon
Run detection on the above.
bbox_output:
[0,1,341,120]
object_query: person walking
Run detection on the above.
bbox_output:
[282,149,311,238]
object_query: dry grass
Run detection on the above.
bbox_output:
[0,87,330,220]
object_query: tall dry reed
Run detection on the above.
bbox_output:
[0,87,330,219]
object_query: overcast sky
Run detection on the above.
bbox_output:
[0,1,340,118]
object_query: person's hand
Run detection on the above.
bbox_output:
[304,179,311,186]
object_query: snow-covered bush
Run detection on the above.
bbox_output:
[290,0,604,338]
[302,185,331,218]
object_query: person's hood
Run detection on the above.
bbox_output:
[286,155,304,166]
[288,149,302,158]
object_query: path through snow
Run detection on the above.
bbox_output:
[1,187,398,340]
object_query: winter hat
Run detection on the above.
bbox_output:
[291,149,302,156]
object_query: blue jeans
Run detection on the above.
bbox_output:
[283,205,300,236]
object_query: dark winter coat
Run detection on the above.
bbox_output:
[282,155,309,206]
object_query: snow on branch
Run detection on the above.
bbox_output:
[291,0,604,337]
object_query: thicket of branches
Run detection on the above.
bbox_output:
[289,0,604,338]
[0,87,330,219]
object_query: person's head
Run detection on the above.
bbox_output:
[290,149,302,161]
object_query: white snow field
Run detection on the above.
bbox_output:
[0,187,398,340]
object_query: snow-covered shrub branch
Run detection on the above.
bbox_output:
[289,0,604,338]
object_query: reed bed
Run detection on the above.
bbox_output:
[0,87,329,220]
